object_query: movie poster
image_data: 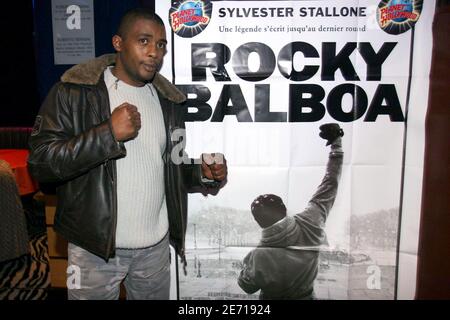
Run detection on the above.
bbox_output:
[156,0,435,299]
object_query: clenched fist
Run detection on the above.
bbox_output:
[110,103,141,142]
[201,153,227,182]
[319,123,344,146]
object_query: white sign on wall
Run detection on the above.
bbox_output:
[51,0,95,65]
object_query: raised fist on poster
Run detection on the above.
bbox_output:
[319,123,344,146]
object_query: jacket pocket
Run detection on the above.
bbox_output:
[56,173,89,224]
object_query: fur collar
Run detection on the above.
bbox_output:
[60,54,186,104]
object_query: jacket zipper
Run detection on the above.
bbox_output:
[109,160,118,258]
[106,107,118,259]
[172,142,187,276]
[162,98,187,275]
[93,86,117,258]
[175,110,187,276]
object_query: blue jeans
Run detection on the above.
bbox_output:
[67,233,170,300]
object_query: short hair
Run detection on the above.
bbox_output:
[251,194,287,228]
[117,8,165,39]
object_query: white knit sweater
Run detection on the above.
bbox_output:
[104,67,168,248]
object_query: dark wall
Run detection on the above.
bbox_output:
[0,1,39,127]
[33,0,144,105]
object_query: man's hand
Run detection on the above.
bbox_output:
[201,153,227,181]
[319,123,344,146]
[110,103,141,142]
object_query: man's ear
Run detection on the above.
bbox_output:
[112,35,123,52]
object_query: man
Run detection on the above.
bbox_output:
[237,124,344,299]
[28,8,227,300]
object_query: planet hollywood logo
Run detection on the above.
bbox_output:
[377,0,423,35]
[169,0,212,38]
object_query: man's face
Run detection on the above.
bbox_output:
[113,18,167,86]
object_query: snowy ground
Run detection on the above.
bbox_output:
[179,246,396,300]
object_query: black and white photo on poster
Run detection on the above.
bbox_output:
[157,0,435,299]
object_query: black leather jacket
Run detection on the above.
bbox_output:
[28,54,216,262]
